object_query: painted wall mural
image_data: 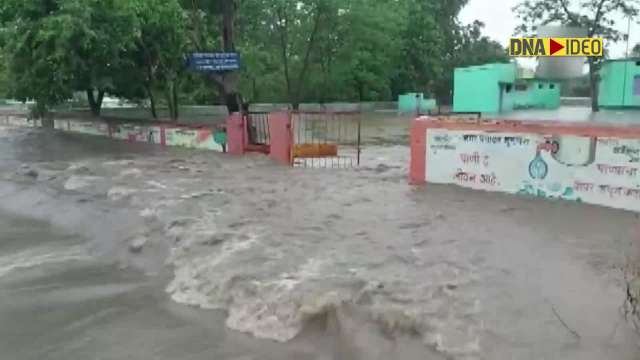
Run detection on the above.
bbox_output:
[6,116,227,153]
[4,115,41,128]
[111,124,163,144]
[61,120,110,136]
[426,129,640,212]
[164,127,225,152]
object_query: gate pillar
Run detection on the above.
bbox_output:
[268,112,292,165]
[226,112,245,155]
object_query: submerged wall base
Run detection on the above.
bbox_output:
[2,114,228,152]
[1,112,297,166]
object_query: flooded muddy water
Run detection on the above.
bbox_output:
[0,115,638,359]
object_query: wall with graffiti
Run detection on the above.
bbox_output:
[54,119,110,136]
[5,116,41,128]
[426,129,640,212]
[164,127,225,152]
[1,115,228,153]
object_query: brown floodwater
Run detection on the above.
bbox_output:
[0,114,638,360]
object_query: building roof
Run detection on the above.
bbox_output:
[455,62,514,71]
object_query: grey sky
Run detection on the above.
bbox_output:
[459,0,639,59]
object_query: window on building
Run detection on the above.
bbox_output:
[538,84,544,89]
[505,84,513,93]
[515,84,528,91]
[634,76,640,96]
[549,84,556,89]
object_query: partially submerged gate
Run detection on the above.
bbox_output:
[226,111,361,168]
[244,112,270,153]
[291,112,361,168]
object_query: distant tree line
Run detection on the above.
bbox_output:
[0,0,511,119]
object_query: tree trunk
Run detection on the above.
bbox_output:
[291,5,323,109]
[275,6,293,106]
[144,63,158,119]
[173,85,180,120]
[165,82,179,121]
[225,91,242,113]
[165,91,174,121]
[252,78,258,101]
[357,81,364,102]
[41,115,54,129]
[218,0,242,115]
[40,106,54,129]
[97,90,104,113]
[86,89,104,116]
[588,58,600,112]
[146,84,158,119]
[172,80,179,120]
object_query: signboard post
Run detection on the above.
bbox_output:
[187,52,240,72]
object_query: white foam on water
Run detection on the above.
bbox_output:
[64,175,102,191]
[66,161,91,172]
[0,245,90,278]
[166,232,485,353]
[224,257,332,341]
[116,168,142,179]
[101,160,135,167]
[166,231,260,309]
[139,208,156,218]
[107,186,137,201]
[146,180,168,189]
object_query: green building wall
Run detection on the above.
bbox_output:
[514,80,561,109]
[453,63,517,114]
[599,60,640,108]
[453,62,562,114]
[398,93,436,114]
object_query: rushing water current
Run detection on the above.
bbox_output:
[0,117,639,360]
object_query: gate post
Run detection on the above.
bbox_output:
[268,111,292,165]
[410,117,428,184]
[226,112,245,155]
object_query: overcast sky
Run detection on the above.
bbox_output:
[459,0,639,60]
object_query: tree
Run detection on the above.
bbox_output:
[1,0,74,118]
[395,0,466,98]
[138,0,187,121]
[0,28,7,99]
[392,0,507,105]
[514,0,640,112]
[256,0,334,109]
[235,0,283,103]
[0,0,138,117]
[0,0,514,115]
[111,0,187,120]
[65,0,138,116]
[437,20,509,105]
[329,0,403,101]
[183,0,244,113]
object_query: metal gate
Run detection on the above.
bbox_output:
[245,112,270,153]
[291,112,361,168]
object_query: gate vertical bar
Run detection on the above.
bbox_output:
[356,116,361,166]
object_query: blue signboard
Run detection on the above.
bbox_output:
[188,52,240,72]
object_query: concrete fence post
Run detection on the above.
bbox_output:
[268,111,293,165]
[226,112,245,155]
[409,117,428,184]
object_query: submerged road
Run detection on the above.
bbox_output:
[0,116,638,360]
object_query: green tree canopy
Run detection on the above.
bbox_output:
[0,0,511,116]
